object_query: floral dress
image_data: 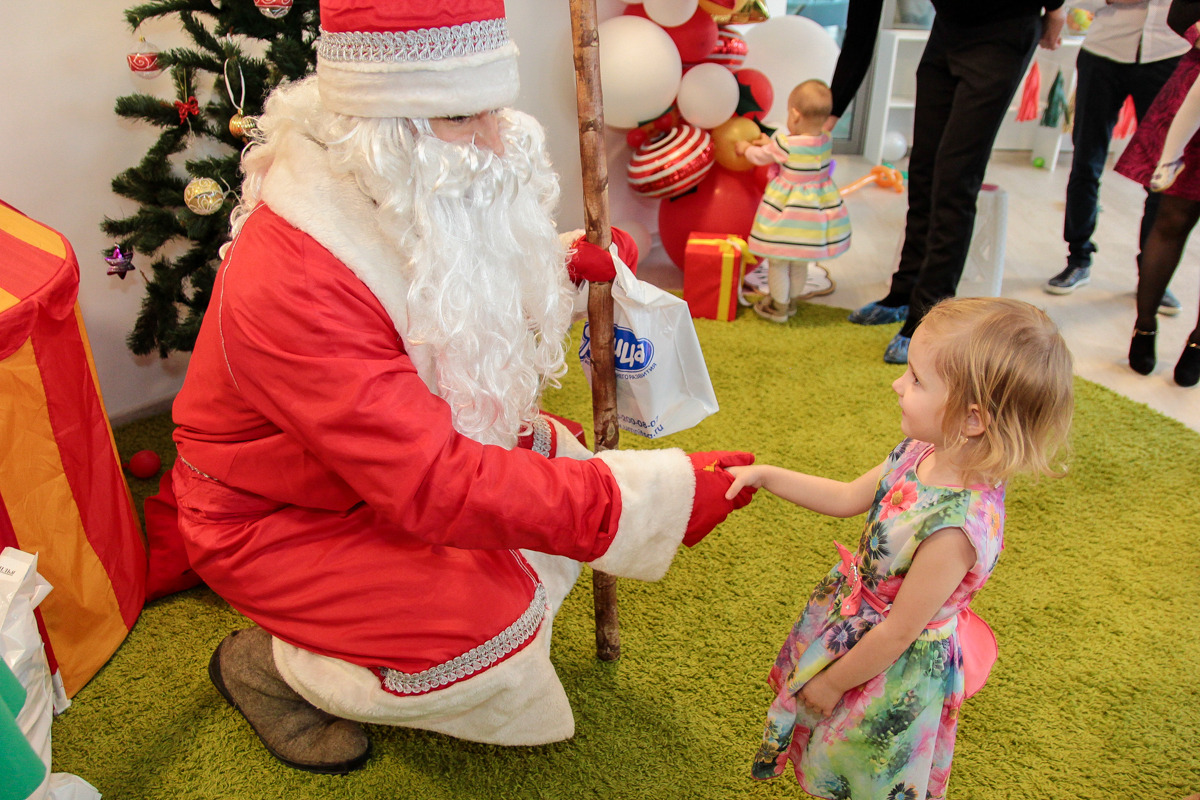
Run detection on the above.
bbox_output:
[751,439,1006,800]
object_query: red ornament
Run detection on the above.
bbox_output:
[657,165,763,268]
[627,125,715,199]
[705,27,748,69]
[125,450,162,480]
[127,38,163,79]
[734,68,774,123]
[254,0,293,18]
[174,96,200,125]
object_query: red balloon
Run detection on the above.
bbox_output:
[658,165,764,268]
[734,68,775,123]
[623,4,720,65]
[126,449,162,479]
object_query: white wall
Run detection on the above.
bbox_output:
[3,1,654,422]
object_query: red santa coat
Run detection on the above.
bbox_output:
[172,114,694,703]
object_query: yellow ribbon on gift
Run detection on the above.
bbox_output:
[690,236,758,321]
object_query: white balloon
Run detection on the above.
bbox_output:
[676,63,740,129]
[881,130,909,162]
[645,0,699,27]
[598,16,683,129]
[741,16,841,129]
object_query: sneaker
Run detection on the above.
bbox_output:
[752,295,790,323]
[1160,288,1182,317]
[1150,159,1185,193]
[1044,264,1090,295]
[884,333,911,364]
[848,301,908,325]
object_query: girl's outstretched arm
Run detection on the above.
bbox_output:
[799,527,976,716]
[725,462,883,518]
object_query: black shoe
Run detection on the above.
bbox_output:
[1045,264,1090,295]
[1176,340,1200,387]
[1129,328,1157,375]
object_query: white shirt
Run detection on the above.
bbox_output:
[1073,0,1190,63]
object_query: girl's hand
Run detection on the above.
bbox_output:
[734,140,751,156]
[724,464,764,500]
[800,672,842,717]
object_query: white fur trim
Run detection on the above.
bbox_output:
[274,617,572,745]
[273,549,581,745]
[545,415,591,460]
[317,43,519,118]
[588,448,693,581]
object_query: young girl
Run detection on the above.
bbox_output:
[735,80,851,323]
[725,297,1075,799]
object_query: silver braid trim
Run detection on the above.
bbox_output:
[531,416,553,458]
[317,20,511,64]
[379,583,547,695]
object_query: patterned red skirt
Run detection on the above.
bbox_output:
[1116,47,1200,202]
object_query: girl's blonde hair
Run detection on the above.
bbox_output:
[920,297,1074,486]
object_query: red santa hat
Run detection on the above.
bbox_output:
[315,0,520,119]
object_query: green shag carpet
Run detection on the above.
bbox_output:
[56,304,1199,799]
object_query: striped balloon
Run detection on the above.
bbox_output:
[0,201,145,697]
[705,27,748,69]
[626,125,716,199]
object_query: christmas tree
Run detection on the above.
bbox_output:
[104,0,319,357]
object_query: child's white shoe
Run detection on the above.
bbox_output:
[752,296,790,323]
[1150,159,1185,192]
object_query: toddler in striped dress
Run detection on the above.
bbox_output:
[736,80,851,323]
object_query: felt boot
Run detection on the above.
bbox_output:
[209,627,370,775]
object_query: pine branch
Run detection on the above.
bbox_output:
[109,0,321,357]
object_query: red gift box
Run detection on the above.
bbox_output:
[683,232,756,321]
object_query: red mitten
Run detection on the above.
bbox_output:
[566,226,639,284]
[683,451,756,546]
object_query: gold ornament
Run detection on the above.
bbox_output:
[184,177,225,216]
[229,113,265,143]
[703,0,769,24]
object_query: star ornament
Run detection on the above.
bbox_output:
[105,245,136,279]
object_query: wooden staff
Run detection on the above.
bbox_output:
[568,0,620,662]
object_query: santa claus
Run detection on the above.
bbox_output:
[171,0,754,775]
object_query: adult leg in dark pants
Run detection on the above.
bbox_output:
[865,15,1040,362]
[1050,51,1179,305]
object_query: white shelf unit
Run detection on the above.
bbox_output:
[862,30,1093,166]
[863,29,928,165]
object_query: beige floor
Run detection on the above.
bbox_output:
[639,150,1200,433]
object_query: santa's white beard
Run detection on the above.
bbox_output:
[346,110,574,447]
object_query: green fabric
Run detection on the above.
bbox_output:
[59,306,1200,799]
[1,660,47,800]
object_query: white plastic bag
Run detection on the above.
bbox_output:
[579,251,719,439]
[0,548,101,800]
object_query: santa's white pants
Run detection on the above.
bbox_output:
[274,549,582,746]
[271,421,693,747]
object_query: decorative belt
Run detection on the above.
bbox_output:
[835,541,956,632]
[379,583,548,695]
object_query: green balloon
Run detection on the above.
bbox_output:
[1033,157,1045,168]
